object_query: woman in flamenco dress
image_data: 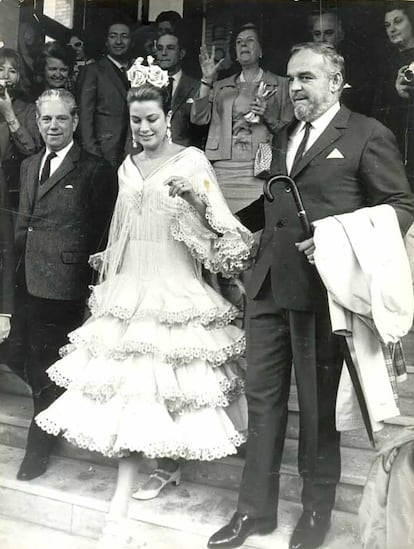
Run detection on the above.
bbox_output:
[35,59,254,547]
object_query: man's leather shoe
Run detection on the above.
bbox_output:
[17,452,49,481]
[208,512,277,548]
[289,510,331,549]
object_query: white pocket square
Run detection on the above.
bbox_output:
[65,184,74,189]
[186,97,194,104]
[326,148,344,159]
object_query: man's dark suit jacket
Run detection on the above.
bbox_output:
[170,73,201,147]
[0,166,14,314]
[238,106,414,311]
[15,143,118,301]
[77,56,129,168]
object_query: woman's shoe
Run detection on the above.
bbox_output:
[131,467,181,500]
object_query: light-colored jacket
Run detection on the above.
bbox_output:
[190,71,293,162]
[313,205,413,430]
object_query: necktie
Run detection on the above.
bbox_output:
[39,151,57,185]
[167,76,174,99]
[291,122,312,174]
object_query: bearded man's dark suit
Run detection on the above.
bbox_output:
[170,73,202,147]
[8,143,117,467]
[77,56,129,168]
[235,105,414,519]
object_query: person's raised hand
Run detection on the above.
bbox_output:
[198,44,224,84]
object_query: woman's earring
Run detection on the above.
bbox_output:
[132,136,137,148]
[166,111,173,144]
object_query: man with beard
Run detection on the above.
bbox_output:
[77,18,132,168]
[208,42,413,549]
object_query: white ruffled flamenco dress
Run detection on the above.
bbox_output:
[35,147,255,461]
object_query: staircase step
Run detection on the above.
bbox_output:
[0,391,373,514]
[0,515,96,549]
[0,444,360,548]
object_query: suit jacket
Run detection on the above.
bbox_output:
[0,166,14,314]
[15,143,118,301]
[170,72,201,147]
[191,70,293,161]
[238,106,414,311]
[77,56,129,168]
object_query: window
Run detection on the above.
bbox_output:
[43,0,74,29]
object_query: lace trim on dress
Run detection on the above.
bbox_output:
[59,333,246,367]
[45,366,245,412]
[35,415,246,460]
[88,290,239,328]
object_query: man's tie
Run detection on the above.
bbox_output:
[39,151,57,185]
[290,122,312,174]
[167,76,174,99]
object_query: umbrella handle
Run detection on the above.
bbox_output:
[264,175,313,238]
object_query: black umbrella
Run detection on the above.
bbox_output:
[264,174,376,447]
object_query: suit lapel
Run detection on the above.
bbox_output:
[27,151,44,209]
[171,74,195,115]
[291,106,350,179]
[36,144,80,200]
[101,57,128,100]
[272,119,296,176]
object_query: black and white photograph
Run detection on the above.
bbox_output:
[0,0,413,547]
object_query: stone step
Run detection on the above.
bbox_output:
[0,515,96,549]
[0,444,360,548]
[0,392,376,514]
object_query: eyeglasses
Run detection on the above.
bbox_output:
[68,40,83,48]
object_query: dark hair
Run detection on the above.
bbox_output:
[38,41,76,75]
[384,1,414,31]
[234,22,262,45]
[156,30,184,51]
[127,83,171,114]
[155,10,183,27]
[0,48,21,74]
[105,18,133,37]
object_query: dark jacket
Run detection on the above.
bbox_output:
[77,56,129,168]
[238,106,414,311]
[15,143,118,300]
[191,70,293,161]
[0,166,14,314]
[170,72,201,147]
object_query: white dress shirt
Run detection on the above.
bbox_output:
[39,141,74,182]
[286,102,341,175]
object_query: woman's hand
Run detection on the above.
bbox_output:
[198,44,224,84]
[0,87,16,121]
[165,176,198,204]
[249,94,267,118]
[395,66,414,100]
[295,237,315,265]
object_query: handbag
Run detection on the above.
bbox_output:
[254,142,272,178]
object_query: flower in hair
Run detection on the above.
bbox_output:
[127,55,169,89]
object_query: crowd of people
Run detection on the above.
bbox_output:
[0,3,414,549]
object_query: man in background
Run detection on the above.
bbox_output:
[77,18,132,168]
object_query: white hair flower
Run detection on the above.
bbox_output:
[127,55,169,89]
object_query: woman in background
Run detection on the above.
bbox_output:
[0,48,41,210]
[191,22,292,214]
[34,41,76,96]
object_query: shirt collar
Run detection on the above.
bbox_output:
[308,102,341,132]
[107,54,127,70]
[45,140,74,160]
[170,69,182,81]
